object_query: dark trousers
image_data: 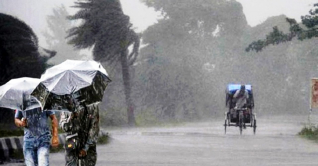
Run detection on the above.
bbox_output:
[65,145,97,166]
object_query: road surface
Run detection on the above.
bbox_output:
[7,115,318,166]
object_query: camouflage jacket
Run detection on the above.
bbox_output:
[60,102,100,151]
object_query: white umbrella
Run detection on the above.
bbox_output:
[31,60,111,111]
[0,77,42,111]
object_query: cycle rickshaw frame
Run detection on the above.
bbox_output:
[224,84,256,135]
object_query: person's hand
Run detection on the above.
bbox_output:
[51,135,59,148]
[20,118,27,127]
[70,112,78,119]
[70,112,75,119]
[79,149,87,157]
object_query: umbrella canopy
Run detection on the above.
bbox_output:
[31,60,111,111]
[0,77,42,111]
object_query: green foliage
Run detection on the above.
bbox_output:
[135,109,159,126]
[299,125,318,141]
[246,26,290,52]
[134,0,248,120]
[67,0,139,64]
[0,13,55,86]
[97,134,109,144]
[99,107,128,126]
[11,149,24,160]
[49,134,110,153]
[68,0,140,126]
[246,3,318,52]
[0,129,24,138]
[100,1,318,125]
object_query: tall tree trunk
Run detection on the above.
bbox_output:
[120,49,136,126]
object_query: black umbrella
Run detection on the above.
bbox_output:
[31,60,111,111]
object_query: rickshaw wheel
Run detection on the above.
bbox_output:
[253,119,257,134]
[224,119,227,134]
[239,121,243,135]
[227,114,231,126]
[239,117,243,135]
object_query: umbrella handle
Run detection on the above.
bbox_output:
[22,111,28,128]
[22,110,26,117]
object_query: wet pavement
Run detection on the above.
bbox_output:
[6,115,318,166]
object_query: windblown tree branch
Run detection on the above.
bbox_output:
[67,0,140,126]
[246,3,318,52]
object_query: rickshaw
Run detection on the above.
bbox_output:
[224,84,256,135]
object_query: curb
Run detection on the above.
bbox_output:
[0,130,107,162]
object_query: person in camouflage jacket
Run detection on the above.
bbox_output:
[60,100,100,166]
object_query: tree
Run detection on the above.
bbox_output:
[43,5,82,65]
[0,13,55,85]
[0,13,55,128]
[246,3,318,52]
[137,0,249,119]
[243,4,318,115]
[67,0,140,126]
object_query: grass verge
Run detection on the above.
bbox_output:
[50,133,110,153]
[0,129,24,138]
[298,125,318,142]
[97,134,110,144]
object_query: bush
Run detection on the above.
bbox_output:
[97,134,109,144]
[99,107,127,126]
[299,125,318,141]
[0,129,24,138]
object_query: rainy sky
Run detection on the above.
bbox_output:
[0,0,316,47]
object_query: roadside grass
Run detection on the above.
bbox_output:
[50,133,110,153]
[298,125,318,142]
[0,128,109,153]
[0,128,65,138]
[97,133,110,144]
[8,134,110,162]
[0,129,24,138]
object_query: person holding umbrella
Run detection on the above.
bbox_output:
[31,60,111,166]
[59,95,100,166]
[14,94,59,166]
[0,77,59,166]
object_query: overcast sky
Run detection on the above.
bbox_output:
[236,0,317,26]
[0,0,317,47]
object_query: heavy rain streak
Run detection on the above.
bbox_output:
[1,0,318,165]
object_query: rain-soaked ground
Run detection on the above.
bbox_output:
[6,114,318,166]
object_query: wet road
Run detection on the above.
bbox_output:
[48,115,318,166]
[8,115,318,166]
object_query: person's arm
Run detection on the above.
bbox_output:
[50,114,59,147]
[14,110,27,127]
[233,90,239,98]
